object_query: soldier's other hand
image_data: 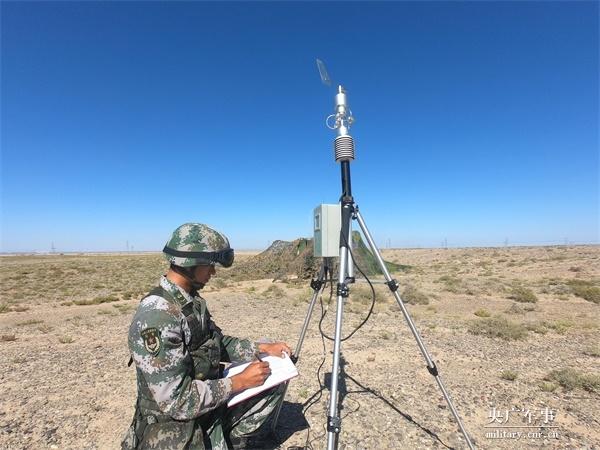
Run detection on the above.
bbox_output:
[258,342,292,358]
[231,361,270,392]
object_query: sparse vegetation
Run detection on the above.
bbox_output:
[500,370,518,381]
[468,316,527,341]
[379,330,393,340]
[539,381,558,392]
[583,346,600,357]
[298,387,309,399]
[113,303,135,314]
[58,335,74,344]
[0,247,598,448]
[37,324,53,333]
[524,320,574,335]
[544,368,600,393]
[508,286,538,303]
[474,309,491,317]
[568,280,600,304]
[0,253,165,308]
[436,275,463,293]
[349,285,374,305]
[545,319,574,334]
[0,303,10,313]
[122,291,136,300]
[16,319,44,326]
[73,295,119,306]
[524,322,548,335]
[211,278,227,289]
[402,285,429,305]
[262,284,285,299]
[505,303,525,314]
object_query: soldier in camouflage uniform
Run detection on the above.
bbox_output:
[122,223,292,449]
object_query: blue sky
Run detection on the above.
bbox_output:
[1,1,598,252]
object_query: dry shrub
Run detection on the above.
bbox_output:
[539,381,558,392]
[544,368,600,393]
[500,370,518,381]
[73,295,119,306]
[545,319,574,334]
[402,285,429,305]
[349,285,374,305]
[474,309,491,317]
[524,322,548,335]
[436,275,463,293]
[508,286,538,303]
[211,278,227,289]
[468,316,527,341]
[16,319,44,326]
[505,303,525,315]
[582,346,600,357]
[262,285,285,299]
[38,324,53,333]
[568,280,600,304]
[113,303,135,314]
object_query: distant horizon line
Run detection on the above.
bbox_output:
[1,241,599,256]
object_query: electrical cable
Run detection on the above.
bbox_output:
[298,231,378,449]
[300,278,333,450]
[318,230,376,342]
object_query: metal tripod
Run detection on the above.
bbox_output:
[332,202,475,450]
[272,203,475,450]
[271,80,475,449]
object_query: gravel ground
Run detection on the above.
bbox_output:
[0,246,598,449]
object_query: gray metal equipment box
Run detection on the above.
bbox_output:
[313,204,341,258]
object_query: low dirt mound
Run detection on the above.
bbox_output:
[230,238,316,281]
[228,233,409,281]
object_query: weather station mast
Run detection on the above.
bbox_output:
[313,60,475,450]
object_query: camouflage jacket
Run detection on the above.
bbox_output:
[128,276,258,420]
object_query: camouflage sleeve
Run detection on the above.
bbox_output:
[129,298,232,420]
[221,334,258,361]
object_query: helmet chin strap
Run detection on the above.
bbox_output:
[171,265,205,293]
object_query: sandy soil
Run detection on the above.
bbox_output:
[0,246,598,449]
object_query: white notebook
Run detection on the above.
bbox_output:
[224,353,298,407]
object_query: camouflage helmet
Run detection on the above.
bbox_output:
[163,223,234,268]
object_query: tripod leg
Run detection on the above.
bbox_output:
[354,210,476,450]
[326,203,353,450]
[270,261,329,432]
[326,245,348,450]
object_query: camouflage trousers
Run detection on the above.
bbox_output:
[126,384,283,450]
[206,384,283,449]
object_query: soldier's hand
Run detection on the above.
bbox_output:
[230,361,271,392]
[258,342,292,358]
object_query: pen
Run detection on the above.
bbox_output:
[255,352,263,362]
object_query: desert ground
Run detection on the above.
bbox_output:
[0,245,598,450]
